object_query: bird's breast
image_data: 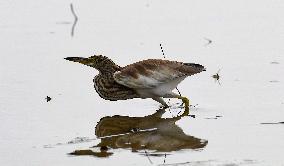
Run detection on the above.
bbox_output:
[93,75,139,101]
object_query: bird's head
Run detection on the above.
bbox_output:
[65,55,121,73]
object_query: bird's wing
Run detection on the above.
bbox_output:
[113,59,205,89]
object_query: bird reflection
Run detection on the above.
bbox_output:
[69,108,207,157]
[94,108,207,153]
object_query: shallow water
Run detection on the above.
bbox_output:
[1,0,284,165]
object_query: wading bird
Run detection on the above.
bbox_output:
[65,55,205,115]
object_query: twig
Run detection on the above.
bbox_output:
[159,43,182,97]
[176,88,182,96]
[160,44,166,59]
[70,3,78,37]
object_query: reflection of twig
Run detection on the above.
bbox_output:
[145,150,153,164]
[159,43,182,97]
[97,128,157,139]
[70,3,78,37]
[163,153,167,164]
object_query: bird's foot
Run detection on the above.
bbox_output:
[178,96,190,116]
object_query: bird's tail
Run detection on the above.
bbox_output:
[184,63,206,72]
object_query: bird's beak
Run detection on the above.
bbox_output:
[64,57,89,65]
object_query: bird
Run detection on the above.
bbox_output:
[95,108,207,152]
[65,55,206,115]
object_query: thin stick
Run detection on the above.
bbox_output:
[160,44,165,59]
[160,43,171,104]
[159,43,182,97]
[176,88,182,96]
[70,3,78,37]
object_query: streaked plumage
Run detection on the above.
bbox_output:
[65,55,206,114]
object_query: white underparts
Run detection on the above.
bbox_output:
[136,76,186,98]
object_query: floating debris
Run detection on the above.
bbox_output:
[260,122,284,125]
[269,80,279,83]
[270,61,280,64]
[45,96,52,102]
[204,37,212,46]
[205,115,222,120]
[212,69,221,85]
[67,137,92,144]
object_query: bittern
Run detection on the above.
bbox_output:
[65,55,205,115]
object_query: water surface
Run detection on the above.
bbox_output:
[1,0,284,165]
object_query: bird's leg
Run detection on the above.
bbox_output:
[163,93,190,116]
[177,96,190,116]
[152,97,169,108]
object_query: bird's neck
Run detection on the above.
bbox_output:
[97,60,121,76]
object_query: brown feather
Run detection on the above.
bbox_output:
[118,59,204,79]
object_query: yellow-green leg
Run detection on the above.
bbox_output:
[177,96,190,116]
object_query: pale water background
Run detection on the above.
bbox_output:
[1,0,284,165]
